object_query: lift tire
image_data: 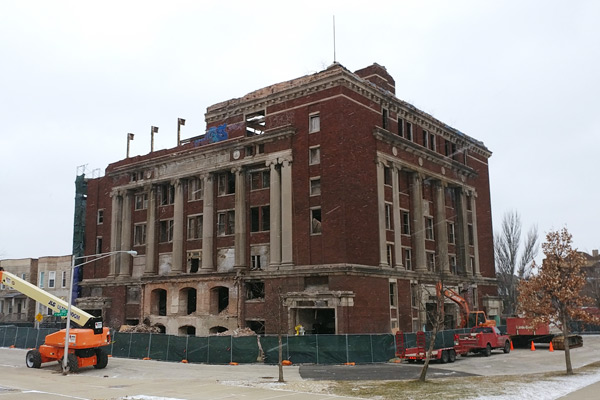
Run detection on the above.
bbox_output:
[448,350,456,363]
[26,349,42,368]
[64,353,79,373]
[440,350,449,363]
[503,340,511,354]
[94,347,109,369]
[484,344,492,357]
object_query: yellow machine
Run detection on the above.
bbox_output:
[436,282,496,329]
[0,268,111,372]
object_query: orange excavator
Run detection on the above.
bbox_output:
[436,282,496,329]
[0,268,111,372]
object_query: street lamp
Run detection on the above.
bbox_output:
[62,250,137,374]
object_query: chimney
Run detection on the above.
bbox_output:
[354,63,396,95]
[593,249,599,258]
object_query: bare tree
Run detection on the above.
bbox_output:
[519,228,598,375]
[418,280,446,382]
[495,211,538,316]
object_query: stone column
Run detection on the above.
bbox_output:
[171,179,184,274]
[470,192,481,276]
[144,185,156,275]
[280,158,293,267]
[391,164,403,269]
[410,173,426,272]
[434,181,449,274]
[233,167,247,271]
[456,187,471,276]
[109,190,122,277]
[268,160,281,268]
[376,161,388,267]
[118,190,133,277]
[201,174,215,271]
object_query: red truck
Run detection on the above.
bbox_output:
[458,326,512,356]
[395,331,467,363]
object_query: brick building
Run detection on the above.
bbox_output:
[78,62,499,335]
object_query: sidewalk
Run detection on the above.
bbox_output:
[559,380,600,400]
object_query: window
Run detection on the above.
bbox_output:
[310,177,321,196]
[61,271,67,288]
[387,244,394,266]
[448,222,455,244]
[188,251,201,273]
[309,146,320,165]
[402,211,410,235]
[134,224,147,246]
[217,210,235,236]
[246,110,266,136]
[449,255,457,274]
[426,252,435,272]
[217,172,235,196]
[466,195,473,211]
[429,134,436,151]
[404,249,412,270]
[39,271,45,288]
[383,166,392,186]
[246,281,265,300]
[411,283,418,307]
[406,122,413,141]
[158,183,175,206]
[135,193,148,210]
[468,224,474,246]
[470,257,476,275]
[422,130,429,148]
[251,171,270,190]
[188,178,203,201]
[385,203,392,230]
[159,219,174,242]
[389,281,398,307]
[311,208,322,234]
[96,237,103,254]
[309,113,320,133]
[251,255,262,270]
[398,118,404,137]
[250,206,270,233]
[187,215,203,240]
[382,109,389,130]
[425,217,435,240]
[97,209,104,224]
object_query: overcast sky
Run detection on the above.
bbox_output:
[1,1,598,261]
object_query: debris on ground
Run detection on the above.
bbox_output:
[118,324,162,333]
[215,328,256,337]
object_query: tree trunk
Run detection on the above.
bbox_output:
[562,313,573,375]
[278,333,284,382]
[418,330,437,382]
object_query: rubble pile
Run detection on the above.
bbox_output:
[215,327,256,337]
[119,324,162,333]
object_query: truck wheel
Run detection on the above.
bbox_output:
[448,350,456,363]
[94,348,109,369]
[63,353,79,373]
[484,344,492,357]
[440,350,449,363]
[26,349,42,368]
[503,340,511,354]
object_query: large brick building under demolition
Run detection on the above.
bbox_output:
[78,62,500,336]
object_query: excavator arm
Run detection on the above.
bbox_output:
[0,269,102,333]
[436,282,470,329]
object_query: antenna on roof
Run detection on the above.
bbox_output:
[333,15,337,63]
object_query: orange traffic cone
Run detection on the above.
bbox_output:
[510,340,514,351]
[549,341,554,352]
[530,341,536,351]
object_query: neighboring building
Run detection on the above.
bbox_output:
[0,258,37,325]
[581,249,600,309]
[78,62,499,335]
[0,256,73,327]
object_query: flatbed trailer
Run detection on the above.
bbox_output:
[395,331,466,363]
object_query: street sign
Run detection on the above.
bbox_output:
[53,309,68,317]
[35,313,43,322]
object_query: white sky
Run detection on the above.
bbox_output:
[0,0,598,261]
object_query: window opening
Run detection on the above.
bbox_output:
[246,281,265,300]
[385,203,392,230]
[96,237,103,254]
[390,282,398,307]
[309,146,320,165]
[246,110,266,136]
[159,220,174,242]
[135,193,148,210]
[151,289,167,316]
[188,178,203,201]
[402,211,410,235]
[246,320,265,335]
[250,206,270,233]
[398,117,404,136]
[97,209,104,224]
[158,184,175,206]
[134,224,147,246]
[48,271,56,288]
[404,249,412,270]
[382,109,389,130]
[217,210,235,236]
[425,217,434,240]
[251,254,262,270]
[310,177,321,196]
[187,215,203,240]
[309,113,320,133]
[217,172,235,196]
[406,122,413,141]
[311,208,322,234]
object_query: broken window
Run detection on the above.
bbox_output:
[209,326,228,334]
[385,203,392,230]
[179,326,196,336]
[250,254,263,270]
[430,134,436,151]
[309,113,320,133]
[151,289,167,316]
[404,248,412,270]
[382,109,389,130]
[309,146,320,165]
[250,170,270,190]
[179,287,197,315]
[135,193,148,210]
[250,206,269,233]
[187,251,201,273]
[96,236,103,254]
[406,122,413,141]
[390,282,398,307]
[97,209,104,224]
[134,224,146,246]
[311,208,322,235]
[398,117,404,137]
[188,177,203,201]
[310,177,321,196]
[246,320,265,335]
[246,281,265,300]
[217,172,235,196]
[425,217,434,240]
[187,214,203,240]
[159,219,174,243]
[401,211,410,235]
[427,252,436,272]
[449,255,457,274]
[246,110,266,136]
[217,210,235,236]
[210,286,229,314]
[158,183,175,206]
